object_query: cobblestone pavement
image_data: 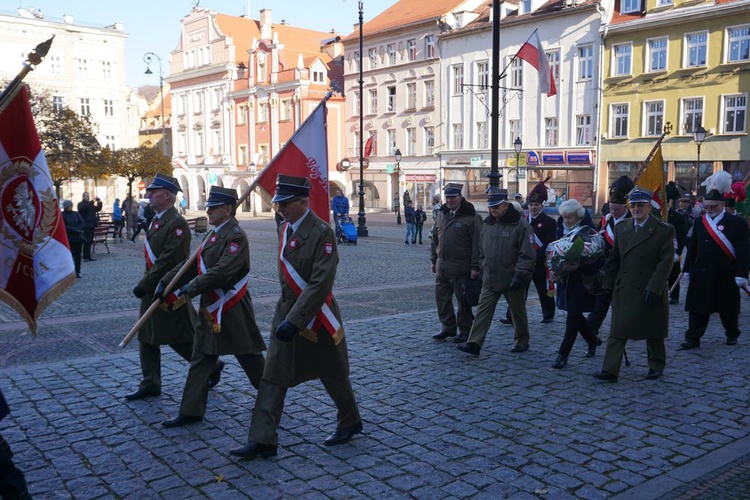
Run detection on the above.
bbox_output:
[0,212,749,498]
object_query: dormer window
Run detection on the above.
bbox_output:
[622,0,641,14]
[521,0,531,14]
[312,69,325,83]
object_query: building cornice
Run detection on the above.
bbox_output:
[607,0,750,33]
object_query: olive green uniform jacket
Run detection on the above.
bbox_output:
[163,218,266,356]
[603,214,675,340]
[137,206,196,345]
[430,198,483,278]
[264,211,351,387]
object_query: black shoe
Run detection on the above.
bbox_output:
[453,333,469,344]
[585,337,603,358]
[456,342,481,356]
[419,241,423,244]
[208,360,225,389]
[85,257,97,262]
[669,297,679,305]
[76,272,82,278]
[725,338,738,346]
[551,355,567,369]
[593,371,618,382]
[124,388,161,400]
[541,317,554,324]
[499,318,513,326]
[432,331,456,340]
[229,441,278,459]
[645,369,663,380]
[324,421,363,446]
[162,414,203,428]
[411,241,416,244]
[510,344,528,353]
[679,340,700,350]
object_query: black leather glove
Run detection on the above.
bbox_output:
[153,282,166,301]
[509,275,523,291]
[132,285,146,299]
[275,319,299,342]
[643,290,660,307]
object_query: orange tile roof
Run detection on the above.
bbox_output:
[341,0,478,41]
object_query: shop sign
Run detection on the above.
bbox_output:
[526,151,540,165]
[567,151,592,165]
[541,152,565,165]
[405,174,437,182]
[386,164,395,174]
[470,157,482,166]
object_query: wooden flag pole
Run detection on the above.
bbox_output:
[0,37,54,109]
[632,122,672,184]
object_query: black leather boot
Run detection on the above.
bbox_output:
[551,354,568,369]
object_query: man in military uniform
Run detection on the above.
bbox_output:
[430,183,483,343]
[680,172,750,349]
[230,175,362,460]
[594,187,675,382]
[586,176,633,337]
[456,189,536,356]
[160,186,266,427]
[126,173,221,400]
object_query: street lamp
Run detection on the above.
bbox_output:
[514,137,523,179]
[355,0,368,237]
[143,52,167,157]
[394,148,402,225]
[692,125,707,195]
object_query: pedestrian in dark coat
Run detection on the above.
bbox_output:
[160,186,266,428]
[230,175,361,460]
[549,199,604,369]
[594,187,675,382]
[667,206,689,303]
[62,200,84,278]
[680,174,750,349]
[77,192,97,261]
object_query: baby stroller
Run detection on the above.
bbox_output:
[337,215,358,245]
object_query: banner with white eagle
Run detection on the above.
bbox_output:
[0,85,76,335]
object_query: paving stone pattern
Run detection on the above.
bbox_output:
[0,213,748,498]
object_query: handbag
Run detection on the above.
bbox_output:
[462,274,483,308]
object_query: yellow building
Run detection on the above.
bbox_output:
[598,0,750,209]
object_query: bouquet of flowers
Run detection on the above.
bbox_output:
[546,226,604,277]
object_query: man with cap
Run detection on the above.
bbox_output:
[430,183,483,343]
[456,189,536,356]
[160,186,266,427]
[126,173,211,400]
[586,175,633,337]
[680,172,749,349]
[230,174,362,460]
[593,186,675,382]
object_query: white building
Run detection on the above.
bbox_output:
[341,0,486,211]
[439,0,613,207]
[0,7,141,204]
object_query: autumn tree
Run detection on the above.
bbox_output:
[108,144,172,198]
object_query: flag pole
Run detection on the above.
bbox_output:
[119,91,335,348]
[632,122,672,184]
[0,37,54,110]
[498,28,539,80]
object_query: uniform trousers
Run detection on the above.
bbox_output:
[685,311,740,342]
[180,351,264,418]
[506,266,555,321]
[435,275,474,335]
[138,341,193,391]
[467,284,529,348]
[248,376,361,446]
[601,336,666,377]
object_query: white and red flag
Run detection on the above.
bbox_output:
[363,132,376,159]
[255,98,331,221]
[0,85,76,334]
[515,32,557,97]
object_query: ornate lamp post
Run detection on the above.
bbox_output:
[514,137,523,179]
[356,0,368,237]
[395,148,402,225]
[143,52,167,157]
[692,125,707,195]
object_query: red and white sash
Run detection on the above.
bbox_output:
[278,222,342,339]
[196,232,249,332]
[599,214,616,247]
[527,214,543,250]
[701,213,735,261]
[144,238,157,269]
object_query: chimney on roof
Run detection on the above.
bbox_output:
[63,14,74,24]
[260,9,272,40]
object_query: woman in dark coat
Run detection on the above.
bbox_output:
[549,199,603,368]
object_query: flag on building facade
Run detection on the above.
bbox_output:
[638,146,668,220]
[0,85,76,335]
[255,98,330,221]
[515,32,557,97]
[364,132,376,158]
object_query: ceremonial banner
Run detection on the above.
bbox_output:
[638,145,667,220]
[0,85,75,334]
[515,31,557,97]
[255,99,330,221]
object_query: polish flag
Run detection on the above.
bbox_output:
[255,100,330,221]
[364,132,376,158]
[0,85,76,335]
[516,32,557,97]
